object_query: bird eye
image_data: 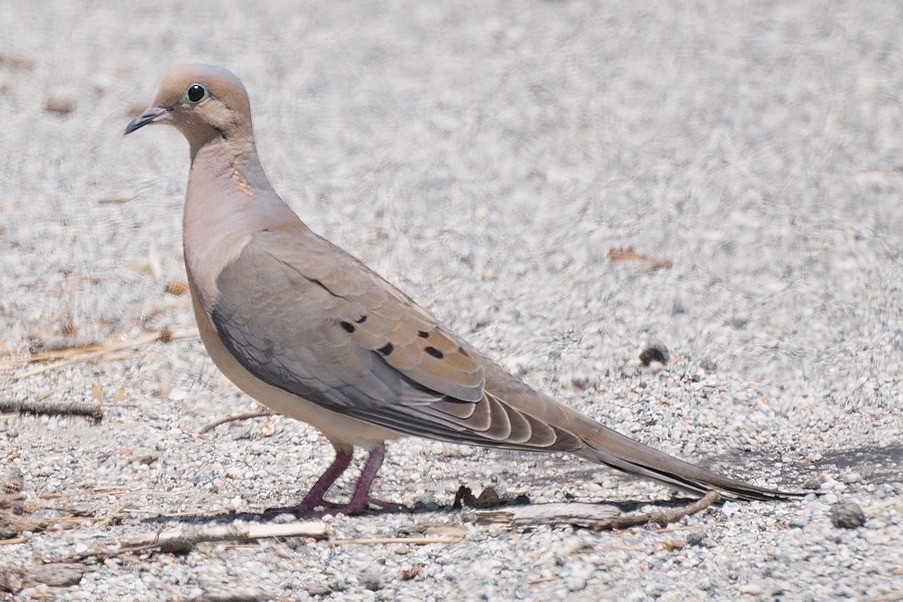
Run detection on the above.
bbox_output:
[185,83,208,103]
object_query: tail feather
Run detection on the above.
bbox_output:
[575,418,800,500]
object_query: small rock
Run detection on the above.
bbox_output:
[270,513,297,524]
[726,317,749,330]
[230,425,254,440]
[563,563,590,592]
[639,343,670,366]
[329,575,350,592]
[721,501,740,518]
[476,486,502,508]
[305,581,332,596]
[699,358,717,372]
[168,388,188,402]
[413,491,440,511]
[830,501,866,529]
[163,281,188,296]
[788,516,807,529]
[1,465,24,493]
[452,484,504,508]
[400,564,422,581]
[44,96,75,116]
[686,530,714,547]
[739,583,762,596]
[802,477,822,491]
[24,563,85,587]
[361,566,384,591]
[568,371,597,390]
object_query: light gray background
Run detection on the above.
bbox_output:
[1,1,901,600]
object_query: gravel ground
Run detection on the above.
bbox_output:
[2,1,902,600]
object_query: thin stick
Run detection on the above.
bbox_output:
[199,411,275,434]
[118,521,330,554]
[609,491,721,530]
[3,327,198,378]
[0,537,26,546]
[0,399,104,421]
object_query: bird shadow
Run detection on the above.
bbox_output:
[139,493,702,527]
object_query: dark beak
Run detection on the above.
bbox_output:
[123,107,171,135]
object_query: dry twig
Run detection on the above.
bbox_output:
[608,491,720,530]
[0,399,104,421]
[117,521,330,554]
[608,245,673,270]
[2,327,198,379]
[199,411,275,434]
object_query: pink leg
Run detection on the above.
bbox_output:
[262,446,353,517]
[263,443,402,518]
[334,442,399,515]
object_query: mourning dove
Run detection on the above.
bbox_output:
[125,64,795,516]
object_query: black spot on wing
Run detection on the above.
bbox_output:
[424,346,444,359]
[339,321,355,333]
[378,342,394,356]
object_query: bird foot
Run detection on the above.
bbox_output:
[367,497,404,512]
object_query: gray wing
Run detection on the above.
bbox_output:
[210,229,584,452]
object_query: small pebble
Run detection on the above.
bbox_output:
[230,425,254,440]
[686,531,713,547]
[639,343,670,366]
[43,96,75,116]
[413,491,440,511]
[830,501,866,529]
[270,513,297,524]
[788,517,807,529]
[563,563,589,592]
[306,581,332,596]
[361,566,384,591]
[24,563,85,587]
[739,583,763,596]
[1,465,24,493]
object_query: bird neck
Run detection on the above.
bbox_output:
[182,135,300,310]
[189,136,272,196]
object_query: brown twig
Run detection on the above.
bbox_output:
[609,491,720,530]
[0,399,104,421]
[116,521,330,555]
[2,327,198,378]
[608,245,673,270]
[0,537,26,546]
[199,411,275,434]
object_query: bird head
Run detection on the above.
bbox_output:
[124,64,253,154]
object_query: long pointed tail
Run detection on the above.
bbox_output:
[573,415,799,500]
